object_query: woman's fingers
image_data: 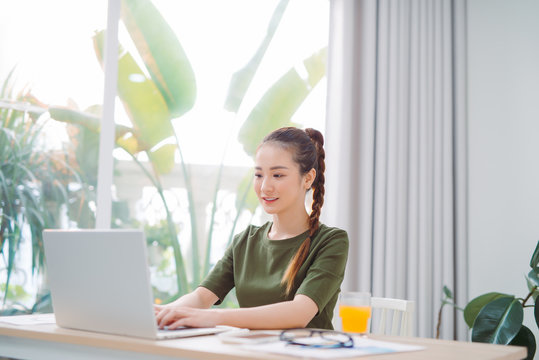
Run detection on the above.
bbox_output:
[166,319,188,330]
[155,307,174,326]
[154,307,218,329]
[156,307,193,328]
[159,309,183,327]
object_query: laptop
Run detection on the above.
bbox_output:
[42,229,231,340]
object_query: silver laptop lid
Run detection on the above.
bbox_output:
[43,229,158,339]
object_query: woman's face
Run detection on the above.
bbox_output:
[254,143,314,216]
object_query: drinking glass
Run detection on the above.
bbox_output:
[339,292,371,333]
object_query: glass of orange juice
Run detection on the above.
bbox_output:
[339,292,371,334]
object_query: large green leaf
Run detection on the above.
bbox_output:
[464,292,513,328]
[93,30,176,174]
[149,143,177,174]
[121,0,196,118]
[471,296,523,344]
[49,106,131,139]
[509,325,535,360]
[48,106,144,162]
[94,30,172,146]
[238,47,327,156]
[224,0,289,113]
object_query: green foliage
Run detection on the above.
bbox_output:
[443,285,453,299]
[238,48,327,156]
[464,292,512,328]
[224,0,289,113]
[471,296,523,344]
[530,241,539,269]
[439,240,539,360]
[121,0,196,118]
[24,0,325,307]
[0,70,91,309]
[510,326,536,360]
[0,283,30,302]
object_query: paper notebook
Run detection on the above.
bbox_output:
[242,336,425,359]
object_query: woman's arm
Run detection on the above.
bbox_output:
[154,287,219,313]
[155,294,318,330]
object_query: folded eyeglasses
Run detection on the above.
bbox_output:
[279,328,354,349]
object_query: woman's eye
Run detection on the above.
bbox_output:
[254,173,262,178]
[273,174,283,178]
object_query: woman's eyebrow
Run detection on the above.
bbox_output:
[254,166,289,170]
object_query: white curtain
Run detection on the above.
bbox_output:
[323,0,468,340]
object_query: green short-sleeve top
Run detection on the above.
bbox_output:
[200,222,349,329]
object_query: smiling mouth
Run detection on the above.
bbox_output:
[262,197,278,202]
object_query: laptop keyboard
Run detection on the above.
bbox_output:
[157,326,224,339]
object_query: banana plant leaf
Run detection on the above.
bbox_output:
[464,292,513,328]
[93,30,175,174]
[49,106,131,139]
[121,0,196,118]
[0,100,46,117]
[509,325,535,360]
[224,0,289,113]
[471,296,523,344]
[238,47,327,156]
[48,106,146,162]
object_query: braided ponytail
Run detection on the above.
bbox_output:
[261,127,326,296]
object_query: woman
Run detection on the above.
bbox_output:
[155,127,349,330]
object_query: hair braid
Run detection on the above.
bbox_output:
[280,128,326,296]
[306,128,325,239]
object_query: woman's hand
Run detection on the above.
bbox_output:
[153,293,317,330]
[154,305,221,329]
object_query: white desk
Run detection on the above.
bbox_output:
[0,315,527,360]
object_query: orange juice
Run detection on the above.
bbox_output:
[339,305,372,333]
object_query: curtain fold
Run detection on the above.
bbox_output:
[324,0,468,340]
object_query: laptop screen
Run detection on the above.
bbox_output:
[43,229,158,338]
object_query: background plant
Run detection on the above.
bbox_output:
[8,0,328,306]
[438,241,539,360]
[0,70,92,314]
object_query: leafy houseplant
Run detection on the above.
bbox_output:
[0,70,91,314]
[439,241,539,360]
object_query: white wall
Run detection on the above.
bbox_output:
[468,0,539,342]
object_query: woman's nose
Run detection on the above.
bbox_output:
[260,177,273,193]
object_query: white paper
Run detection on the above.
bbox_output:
[0,313,56,326]
[242,336,425,359]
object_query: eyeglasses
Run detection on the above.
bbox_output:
[279,328,354,349]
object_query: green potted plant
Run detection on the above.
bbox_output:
[438,241,539,360]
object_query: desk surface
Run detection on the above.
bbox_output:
[0,315,527,360]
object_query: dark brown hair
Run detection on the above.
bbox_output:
[260,126,326,296]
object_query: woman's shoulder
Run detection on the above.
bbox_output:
[309,223,349,257]
[312,223,349,248]
[317,223,348,241]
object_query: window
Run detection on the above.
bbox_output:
[0,0,328,312]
